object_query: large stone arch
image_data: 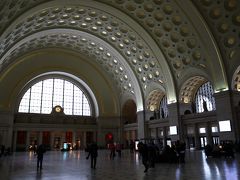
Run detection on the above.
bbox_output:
[100,0,229,98]
[0,0,176,111]
[145,82,166,111]
[179,76,208,104]
[175,0,229,92]
[177,66,212,103]
[0,49,120,116]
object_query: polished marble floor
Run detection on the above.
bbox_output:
[0,149,239,180]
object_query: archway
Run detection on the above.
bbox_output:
[122,99,137,124]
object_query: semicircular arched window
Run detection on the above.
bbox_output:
[18,78,91,116]
[195,81,216,113]
[159,95,168,119]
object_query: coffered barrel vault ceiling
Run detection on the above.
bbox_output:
[0,0,239,111]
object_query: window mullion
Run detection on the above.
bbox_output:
[40,81,43,113]
[63,80,65,108]
[82,91,85,116]
[72,85,74,115]
[29,87,32,113]
[82,92,84,116]
[52,78,55,108]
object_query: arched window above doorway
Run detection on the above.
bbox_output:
[18,78,91,116]
[146,89,167,120]
[195,81,216,113]
[159,95,168,118]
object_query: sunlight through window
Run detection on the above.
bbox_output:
[18,78,91,116]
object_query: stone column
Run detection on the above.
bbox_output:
[39,131,43,145]
[0,111,14,149]
[62,131,66,147]
[231,91,240,142]
[50,131,55,150]
[194,124,200,149]
[155,127,158,138]
[72,131,76,148]
[83,131,86,149]
[206,122,213,146]
[12,130,17,152]
[96,117,105,147]
[137,110,146,140]
[168,103,181,141]
[92,131,97,142]
[214,91,236,141]
[163,127,167,147]
[26,131,30,151]
[6,128,13,149]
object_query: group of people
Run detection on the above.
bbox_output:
[1,143,46,170]
[33,140,186,172]
[204,142,235,158]
[0,145,11,157]
[137,140,186,173]
[158,141,186,163]
[35,141,123,170]
[137,141,156,172]
[108,142,122,159]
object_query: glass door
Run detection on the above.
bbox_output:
[200,137,207,148]
[213,136,220,145]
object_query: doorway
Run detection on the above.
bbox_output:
[54,137,61,149]
[187,137,195,149]
[213,136,220,145]
[200,137,207,148]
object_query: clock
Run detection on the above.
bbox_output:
[149,105,155,111]
[54,106,62,113]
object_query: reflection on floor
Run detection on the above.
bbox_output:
[0,149,239,180]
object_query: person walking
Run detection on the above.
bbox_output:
[116,142,122,157]
[109,142,116,159]
[138,142,149,173]
[86,142,98,169]
[36,144,46,170]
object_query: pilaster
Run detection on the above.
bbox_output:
[168,103,181,141]
[39,131,43,145]
[137,110,146,139]
[50,131,54,150]
[0,111,14,149]
[206,122,213,146]
[194,124,200,149]
[214,91,236,141]
[26,131,30,151]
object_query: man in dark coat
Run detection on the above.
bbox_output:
[36,144,46,170]
[86,142,98,169]
[138,142,149,172]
